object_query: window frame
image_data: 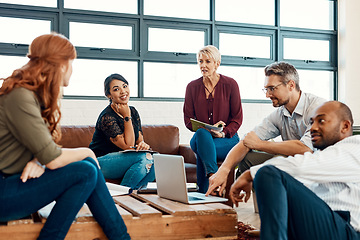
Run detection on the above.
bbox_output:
[0,0,338,102]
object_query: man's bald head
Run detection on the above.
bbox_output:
[310,101,353,150]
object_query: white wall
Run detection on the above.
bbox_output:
[61,0,359,143]
[60,99,274,144]
[338,0,360,125]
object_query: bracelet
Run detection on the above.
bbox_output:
[221,132,225,138]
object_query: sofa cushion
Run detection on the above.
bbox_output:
[58,125,95,148]
[59,124,180,155]
[142,124,179,155]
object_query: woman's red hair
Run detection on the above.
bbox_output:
[0,32,76,142]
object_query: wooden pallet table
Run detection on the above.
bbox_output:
[0,193,237,240]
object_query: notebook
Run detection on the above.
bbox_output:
[190,118,223,132]
[153,154,228,204]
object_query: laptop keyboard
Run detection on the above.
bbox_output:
[188,196,204,201]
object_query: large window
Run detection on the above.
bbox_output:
[0,0,337,102]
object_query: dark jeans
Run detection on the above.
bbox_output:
[0,158,130,240]
[190,128,239,193]
[236,151,274,178]
[254,165,360,240]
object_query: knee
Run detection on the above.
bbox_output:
[140,157,154,173]
[73,160,99,184]
[195,128,212,138]
[83,157,98,167]
[191,128,212,149]
[253,165,279,189]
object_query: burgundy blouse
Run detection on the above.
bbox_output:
[183,74,243,138]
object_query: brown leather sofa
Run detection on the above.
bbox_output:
[58,124,234,205]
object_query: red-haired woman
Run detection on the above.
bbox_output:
[0,33,130,240]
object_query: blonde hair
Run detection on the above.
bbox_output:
[0,33,76,142]
[197,45,221,64]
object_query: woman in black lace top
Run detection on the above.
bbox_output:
[89,73,155,189]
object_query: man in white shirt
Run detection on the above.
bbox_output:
[230,101,360,239]
[206,62,325,196]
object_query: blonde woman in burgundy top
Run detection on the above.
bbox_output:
[183,45,243,193]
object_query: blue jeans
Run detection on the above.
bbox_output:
[254,165,360,240]
[98,151,155,190]
[190,128,239,193]
[0,158,130,240]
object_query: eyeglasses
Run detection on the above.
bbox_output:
[262,83,284,94]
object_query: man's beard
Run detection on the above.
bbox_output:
[271,97,289,107]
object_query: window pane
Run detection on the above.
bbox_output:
[216,0,274,25]
[0,0,56,7]
[298,70,333,100]
[220,33,271,58]
[64,0,137,14]
[148,28,204,53]
[69,22,132,49]
[217,66,334,101]
[144,0,209,20]
[144,62,199,98]
[0,17,51,44]
[0,55,29,86]
[218,66,266,100]
[284,38,329,61]
[64,59,138,97]
[280,0,334,30]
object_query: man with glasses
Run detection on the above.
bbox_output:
[206,61,326,198]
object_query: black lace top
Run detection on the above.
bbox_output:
[89,105,142,157]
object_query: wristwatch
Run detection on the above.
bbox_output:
[124,116,132,122]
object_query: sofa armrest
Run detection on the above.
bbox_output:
[179,143,196,165]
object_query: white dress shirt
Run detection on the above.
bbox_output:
[250,135,360,232]
[253,92,326,150]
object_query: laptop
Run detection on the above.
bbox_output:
[153,154,228,204]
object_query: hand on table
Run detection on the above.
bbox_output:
[205,168,229,197]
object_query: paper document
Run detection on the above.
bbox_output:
[106,182,132,196]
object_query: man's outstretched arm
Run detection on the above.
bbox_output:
[243,131,312,156]
[206,140,250,196]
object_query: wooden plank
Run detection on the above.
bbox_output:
[198,202,237,214]
[134,194,229,216]
[0,223,42,240]
[0,212,237,240]
[123,212,238,239]
[115,204,133,220]
[7,216,33,226]
[0,222,107,240]
[0,194,237,240]
[113,195,162,218]
[66,222,106,240]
